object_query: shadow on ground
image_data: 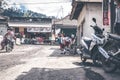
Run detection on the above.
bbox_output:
[73,61,102,68]
[0,50,10,53]
[15,67,120,80]
[49,47,78,57]
[15,67,86,80]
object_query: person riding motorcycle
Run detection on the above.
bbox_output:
[1,28,16,50]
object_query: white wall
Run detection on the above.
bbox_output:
[83,3,103,38]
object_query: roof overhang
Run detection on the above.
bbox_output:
[70,2,84,20]
[54,24,77,29]
[70,0,102,20]
[8,22,52,28]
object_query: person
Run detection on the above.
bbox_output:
[64,35,71,48]
[1,28,16,50]
[57,33,63,50]
[70,34,76,49]
[57,33,61,49]
[114,0,120,35]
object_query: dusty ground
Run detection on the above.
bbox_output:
[0,45,119,80]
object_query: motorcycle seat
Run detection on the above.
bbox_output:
[109,34,120,41]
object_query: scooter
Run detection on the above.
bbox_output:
[77,18,105,65]
[98,32,120,72]
[0,38,13,52]
[5,39,13,52]
[77,18,120,72]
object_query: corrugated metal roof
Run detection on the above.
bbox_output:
[54,15,77,26]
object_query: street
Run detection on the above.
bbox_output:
[0,45,120,80]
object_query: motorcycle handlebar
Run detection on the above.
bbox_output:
[90,25,104,35]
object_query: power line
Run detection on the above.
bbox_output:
[8,2,71,5]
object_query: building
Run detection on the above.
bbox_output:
[53,15,77,37]
[0,16,8,36]
[70,0,110,45]
[0,0,8,36]
[8,17,52,43]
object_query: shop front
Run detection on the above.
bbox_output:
[8,22,52,44]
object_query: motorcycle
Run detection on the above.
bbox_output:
[88,18,120,72]
[98,32,120,72]
[77,18,105,65]
[77,18,120,72]
[1,38,14,52]
[5,39,13,52]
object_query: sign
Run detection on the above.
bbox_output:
[27,27,51,32]
[103,0,109,25]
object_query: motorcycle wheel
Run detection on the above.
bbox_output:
[92,53,102,66]
[80,54,87,63]
[102,43,118,73]
[6,44,12,52]
[102,59,117,73]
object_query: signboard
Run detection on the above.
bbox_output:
[27,27,51,32]
[103,0,109,25]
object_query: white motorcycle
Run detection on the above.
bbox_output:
[77,18,105,65]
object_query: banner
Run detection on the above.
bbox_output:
[27,27,51,32]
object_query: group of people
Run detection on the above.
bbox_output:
[57,33,76,52]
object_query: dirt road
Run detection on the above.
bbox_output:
[0,45,119,80]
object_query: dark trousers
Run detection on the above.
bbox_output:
[114,23,120,35]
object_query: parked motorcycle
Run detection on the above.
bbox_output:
[5,39,13,52]
[77,18,120,72]
[77,18,105,65]
[98,32,120,72]
[89,18,120,73]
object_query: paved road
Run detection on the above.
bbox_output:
[0,45,119,80]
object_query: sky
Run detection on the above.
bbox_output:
[4,0,72,18]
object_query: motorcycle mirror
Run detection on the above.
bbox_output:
[92,18,96,23]
[90,25,93,27]
[102,28,105,31]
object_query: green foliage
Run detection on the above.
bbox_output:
[1,7,48,18]
[0,0,55,18]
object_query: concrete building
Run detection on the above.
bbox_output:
[70,0,110,45]
[0,1,8,36]
[53,15,77,37]
[0,16,8,36]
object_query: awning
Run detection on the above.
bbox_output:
[8,22,52,28]
[8,22,52,32]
